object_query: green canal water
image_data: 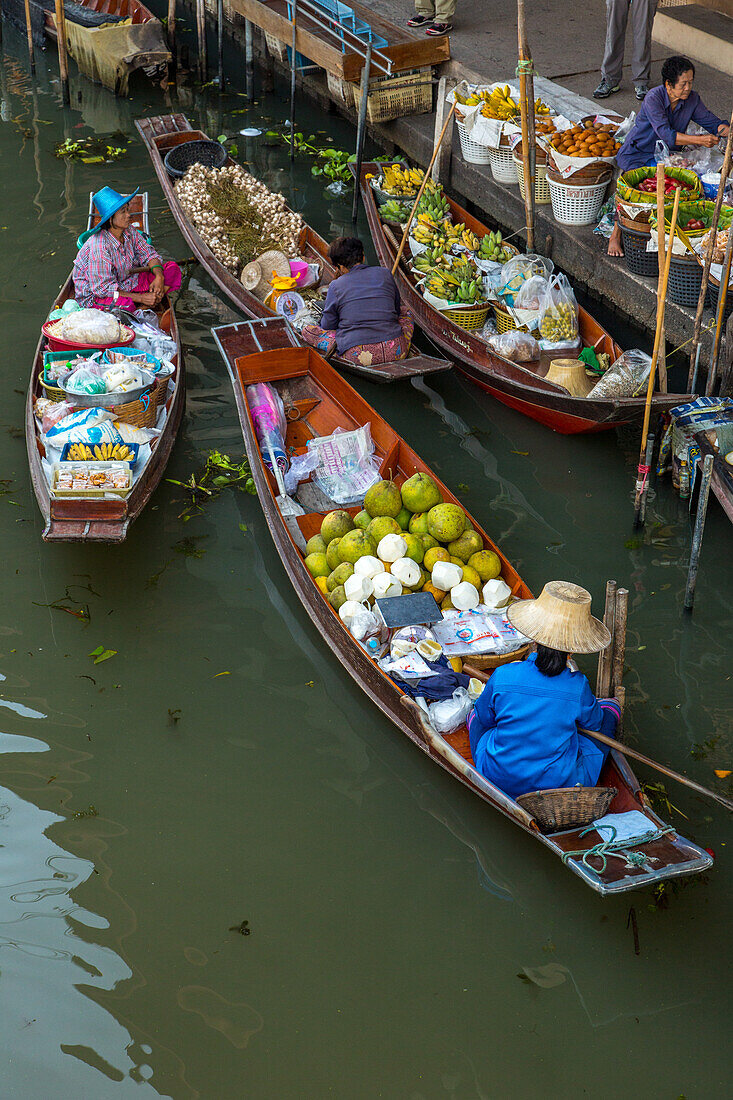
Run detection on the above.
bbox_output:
[0,22,731,1099]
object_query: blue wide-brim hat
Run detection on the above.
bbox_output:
[76,186,140,249]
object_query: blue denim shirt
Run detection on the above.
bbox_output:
[467,653,618,798]
[320,263,402,353]
[617,85,725,172]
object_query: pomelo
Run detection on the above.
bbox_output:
[402,533,424,564]
[329,585,347,611]
[461,565,482,591]
[420,534,439,551]
[327,562,354,592]
[315,576,329,595]
[321,510,354,545]
[338,529,376,564]
[326,538,343,572]
[448,530,483,563]
[401,471,442,513]
[427,502,466,543]
[408,512,429,537]
[468,550,502,582]
[305,534,327,557]
[305,552,329,578]
[367,515,401,545]
[364,479,402,518]
[353,509,372,531]
[422,580,446,601]
[396,506,412,531]
[424,546,450,572]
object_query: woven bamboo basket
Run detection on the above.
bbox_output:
[493,303,529,334]
[466,643,531,670]
[517,786,618,833]
[153,372,172,411]
[112,390,157,428]
[441,302,491,331]
[39,376,65,400]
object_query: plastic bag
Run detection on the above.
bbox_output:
[488,330,540,362]
[128,316,177,361]
[290,301,324,333]
[538,273,579,344]
[514,275,548,312]
[499,254,554,306]
[113,421,162,444]
[428,688,473,735]
[588,349,652,398]
[44,408,121,448]
[65,366,107,396]
[58,309,122,345]
[102,364,146,393]
[246,382,288,477]
[306,424,381,505]
[283,449,320,494]
[39,400,76,434]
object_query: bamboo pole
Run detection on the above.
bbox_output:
[596,579,617,699]
[684,453,714,613]
[290,0,297,161]
[351,43,372,226]
[217,0,224,90]
[611,587,628,698]
[633,187,681,527]
[167,0,176,56]
[54,0,70,106]
[517,0,536,252]
[687,112,733,391]
[391,103,457,276]
[196,0,207,82]
[705,222,733,396]
[23,0,36,74]
[656,166,667,393]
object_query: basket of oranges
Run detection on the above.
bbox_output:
[548,121,621,181]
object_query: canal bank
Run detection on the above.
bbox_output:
[202,0,732,369]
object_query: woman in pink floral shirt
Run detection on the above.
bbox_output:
[73,186,181,311]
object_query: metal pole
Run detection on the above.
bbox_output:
[196,0,207,83]
[54,0,70,106]
[245,18,254,100]
[290,0,298,159]
[217,0,224,90]
[706,224,733,396]
[23,0,36,74]
[351,42,372,225]
[683,453,714,613]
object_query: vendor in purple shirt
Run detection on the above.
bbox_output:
[301,237,414,366]
[608,56,728,257]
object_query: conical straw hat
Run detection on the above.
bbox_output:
[241,260,263,292]
[507,580,611,654]
[545,359,593,398]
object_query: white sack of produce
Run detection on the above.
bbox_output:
[58,309,122,345]
[44,408,122,448]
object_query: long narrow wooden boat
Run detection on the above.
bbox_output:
[135,113,451,385]
[695,428,733,525]
[34,0,170,95]
[355,161,691,434]
[212,318,712,894]
[26,192,185,542]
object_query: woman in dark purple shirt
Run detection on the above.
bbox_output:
[608,56,728,257]
[301,237,414,366]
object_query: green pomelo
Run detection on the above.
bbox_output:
[305,534,327,557]
[326,538,343,572]
[321,510,354,545]
[421,534,439,551]
[402,534,424,564]
[468,550,502,582]
[461,565,482,591]
[448,530,483,563]
[364,479,402,518]
[367,515,401,545]
[305,552,329,579]
[401,471,442,513]
[329,585,347,611]
[338,529,376,564]
[327,563,354,592]
[427,502,467,543]
[353,509,372,531]
[408,512,429,537]
[396,506,412,531]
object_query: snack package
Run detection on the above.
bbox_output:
[488,330,540,362]
[588,350,652,398]
[538,273,579,345]
[65,366,107,396]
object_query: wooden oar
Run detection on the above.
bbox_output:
[391,102,457,276]
[463,662,733,812]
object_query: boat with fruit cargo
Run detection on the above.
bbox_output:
[135,114,450,385]
[26,192,185,543]
[356,161,690,434]
[212,317,711,894]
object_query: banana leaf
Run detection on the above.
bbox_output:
[617,166,701,205]
[649,200,733,237]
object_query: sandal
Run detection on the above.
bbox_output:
[426,21,452,35]
[407,14,432,26]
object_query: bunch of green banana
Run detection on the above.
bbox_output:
[479,231,510,263]
[424,267,485,304]
[451,256,480,283]
[411,221,441,246]
[460,228,480,251]
[416,179,450,220]
[380,199,411,223]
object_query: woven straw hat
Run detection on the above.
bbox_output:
[507,580,611,654]
[546,359,593,397]
[241,250,291,300]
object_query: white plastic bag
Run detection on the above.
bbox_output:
[283,449,320,494]
[307,424,381,505]
[428,688,473,734]
[488,330,540,362]
[538,273,579,344]
[44,407,121,448]
[59,308,122,345]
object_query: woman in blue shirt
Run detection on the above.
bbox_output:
[609,55,728,256]
[468,581,621,799]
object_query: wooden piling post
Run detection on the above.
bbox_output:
[431,76,452,186]
[706,223,733,396]
[351,43,372,225]
[596,579,617,698]
[290,0,298,159]
[611,587,628,699]
[683,453,714,613]
[517,0,536,252]
[245,18,254,100]
[23,0,36,74]
[196,0,207,82]
[167,0,176,57]
[217,0,224,90]
[54,0,70,106]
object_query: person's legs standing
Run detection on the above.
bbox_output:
[600,0,630,88]
[630,0,658,87]
[433,0,456,26]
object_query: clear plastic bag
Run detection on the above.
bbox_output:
[488,330,540,362]
[283,449,320,494]
[588,349,652,398]
[514,275,548,312]
[306,424,381,505]
[499,254,554,306]
[290,302,324,333]
[59,309,122,345]
[65,366,107,395]
[428,688,473,735]
[129,316,177,361]
[40,400,76,434]
[538,273,579,344]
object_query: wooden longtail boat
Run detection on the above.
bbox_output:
[135,113,450,385]
[212,318,712,894]
[355,162,690,434]
[37,0,170,94]
[26,192,185,543]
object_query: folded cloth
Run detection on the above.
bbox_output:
[393,654,471,702]
[592,810,659,845]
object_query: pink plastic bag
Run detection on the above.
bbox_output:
[42,401,76,434]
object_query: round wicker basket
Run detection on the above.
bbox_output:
[517,786,618,833]
[466,644,531,671]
